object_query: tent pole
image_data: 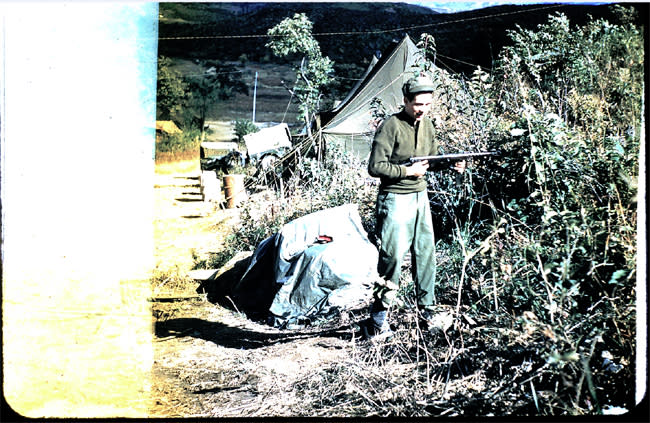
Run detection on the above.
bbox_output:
[315,114,322,162]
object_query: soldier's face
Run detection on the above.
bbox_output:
[404,92,433,121]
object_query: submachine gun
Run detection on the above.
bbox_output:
[400,151,501,166]
[401,151,501,184]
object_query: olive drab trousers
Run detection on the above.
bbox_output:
[374,190,437,309]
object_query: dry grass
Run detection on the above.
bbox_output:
[150,281,566,418]
[155,150,201,168]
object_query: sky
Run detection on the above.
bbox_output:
[404,1,614,13]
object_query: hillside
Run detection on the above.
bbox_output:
[157,2,640,125]
[157,2,629,75]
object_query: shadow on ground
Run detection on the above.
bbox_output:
[155,317,357,350]
[175,197,203,203]
[168,253,370,350]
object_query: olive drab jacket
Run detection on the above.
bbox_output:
[368,110,439,194]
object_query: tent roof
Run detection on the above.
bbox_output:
[328,55,378,116]
[320,35,422,137]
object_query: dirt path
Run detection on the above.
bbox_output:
[150,162,359,417]
[152,169,234,290]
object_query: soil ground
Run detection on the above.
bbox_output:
[150,157,364,417]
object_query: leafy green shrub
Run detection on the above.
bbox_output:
[156,56,186,121]
[483,9,639,413]
[494,10,643,140]
[407,9,640,414]
[234,119,259,143]
[266,13,334,130]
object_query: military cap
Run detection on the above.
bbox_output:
[402,76,435,96]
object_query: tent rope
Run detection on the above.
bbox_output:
[159,4,566,41]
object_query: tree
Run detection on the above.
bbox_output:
[266,13,334,134]
[184,61,249,137]
[156,56,187,121]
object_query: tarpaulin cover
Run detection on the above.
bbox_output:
[231,204,378,328]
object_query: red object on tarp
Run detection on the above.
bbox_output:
[316,235,333,244]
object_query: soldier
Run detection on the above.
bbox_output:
[364,75,465,339]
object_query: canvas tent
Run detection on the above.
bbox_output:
[318,35,425,159]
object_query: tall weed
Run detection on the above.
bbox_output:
[415,9,640,414]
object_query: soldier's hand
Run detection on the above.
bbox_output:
[453,160,466,173]
[405,160,429,177]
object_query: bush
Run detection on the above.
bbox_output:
[474,10,639,413]
[156,128,202,154]
[390,10,640,414]
[234,119,259,143]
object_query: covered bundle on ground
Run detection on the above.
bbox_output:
[232,204,378,328]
